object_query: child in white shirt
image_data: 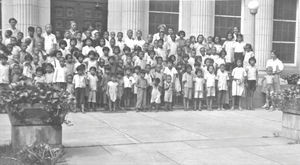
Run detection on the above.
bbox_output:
[231,59,247,110]
[194,69,205,111]
[246,57,258,110]
[53,57,67,90]
[217,64,229,110]
[82,38,95,57]
[205,65,216,110]
[87,67,98,111]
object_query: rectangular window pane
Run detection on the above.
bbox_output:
[150,0,179,12]
[215,0,241,16]
[272,43,295,63]
[274,0,297,20]
[214,17,240,38]
[149,13,178,34]
[273,21,296,42]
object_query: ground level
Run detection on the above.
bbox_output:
[1,110,300,165]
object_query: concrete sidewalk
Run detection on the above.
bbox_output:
[0,110,299,165]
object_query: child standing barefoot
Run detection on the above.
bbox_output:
[107,75,118,112]
[73,65,87,113]
[262,67,275,110]
[164,75,173,111]
[217,64,229,110]
[151,78,161,111]
[246,57,258,110]
[117,72,124,111]
[205,65,216,110]
[194,69,205,111]
[87,67,98,111]
[231,59,247,110]
[135,70,148,112]
[182,65,193,111]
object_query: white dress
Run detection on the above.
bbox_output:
[217,70,229,91]
[151,86,161,104]
[232,67,247,96]
[107,81,118,102]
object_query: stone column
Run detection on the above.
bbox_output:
[121,0,149,36]
[295,0,300,71]
[190,0,215,37]
[179,0,191,36]
[242,0,274,70]
[107,0,123,33]
[13,0,39,36]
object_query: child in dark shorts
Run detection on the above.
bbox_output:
[246,57,258,110]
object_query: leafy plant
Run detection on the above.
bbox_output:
[281,73,300,85]
[16,143,64,165]
[271,85,300,111]
[0,81,71,125]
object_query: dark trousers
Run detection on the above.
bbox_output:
[75,88,85,108]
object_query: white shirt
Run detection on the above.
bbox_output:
[82,46,95,56]
[266,58,284,73]
[232,67,247,80]
[45,73,54,84]
[0,63,10,84]
[217,70,229,90]
[222,40,235,63]
[42,33,57,54]
[53,65,67,83]
[243,51,255,68]
[205,72,216,87]
[124,37,135,50]
[163,67,178,82]
[167,40,178,56]
[134,39,146,48]
[195,43,205,56]
[116,40,125,52]
[194,77,205,91]
[246,65,257,80]
[95,46,104,58]
[155,47,167,61]
[73,74,87,88]
[88,74,98,91]
[233,41,246,53]
[124,75,134,88]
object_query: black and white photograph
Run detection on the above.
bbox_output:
[0,0,299,164]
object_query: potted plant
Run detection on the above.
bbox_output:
[0,81,71,151]
[281,73,300,85]
[271,86,300,141]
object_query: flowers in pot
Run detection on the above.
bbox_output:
[271,85,300,112]
[0,81,71,125]
[281,73,300,85]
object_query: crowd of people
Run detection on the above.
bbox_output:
[0,18,284,113]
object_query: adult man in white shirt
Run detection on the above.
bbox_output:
[266,51,284,91]
[124,29,135,50]
[42,24,57,54]
[7,18,20,38]
[134,30,146,48]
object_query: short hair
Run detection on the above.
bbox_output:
[59,40,67,47]
[70,38,77,44]
[76,64,85,72]
[195,69,203,75]
[5,30,12,36]
[65,54,73,60]
[24,54,33,61]
[102,46,110,52]
[0,54,8,60]
[178,30,186,37]
[185,64,192,70]
[89,66,97,71]
[123,46,131,52]
[28,26,35,32]
[36,67,44,73]
[248,57,256,63]
[154,78,161,84]
[9,18,17,23]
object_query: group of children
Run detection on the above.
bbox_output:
[0,19,266,113]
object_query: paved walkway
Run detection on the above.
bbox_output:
[1,110,300,165]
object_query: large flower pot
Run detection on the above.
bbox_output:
[8,104,63,152]
[281,99,300,141]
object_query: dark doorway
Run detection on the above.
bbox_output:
[51,0,108,32]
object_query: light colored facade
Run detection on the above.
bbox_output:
[1,0,300,72]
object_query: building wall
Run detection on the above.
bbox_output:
[1,0,299,72]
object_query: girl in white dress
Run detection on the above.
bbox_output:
[107,75,119,111]
[243,44,255,68]
[231,59,247,110]
[217,64,229,110]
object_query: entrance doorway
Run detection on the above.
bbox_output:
[51,0,107,32]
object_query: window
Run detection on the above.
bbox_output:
[214,0,241,38]
[272,0,297,64]
[149,0,179,34]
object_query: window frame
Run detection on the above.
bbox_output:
[214,1,241,38]
[272,0,298,66]
[149,0,179,35]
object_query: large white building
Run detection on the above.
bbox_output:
[1,0,300,72]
